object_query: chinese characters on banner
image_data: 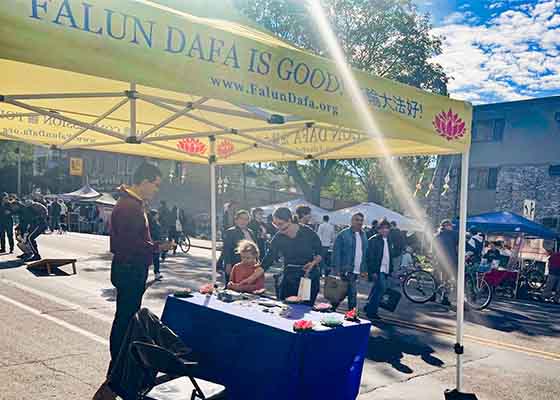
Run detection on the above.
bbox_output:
[363,87,424,119]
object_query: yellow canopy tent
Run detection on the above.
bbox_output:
[0,0,473,394]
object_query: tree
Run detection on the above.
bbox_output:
[0,141,33,169]
[238,0,448,206]
[0,141,34,194]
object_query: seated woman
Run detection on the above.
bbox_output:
[227,240,265,293]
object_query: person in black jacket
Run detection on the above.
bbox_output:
[248,207,268,260]
[222,210,256,286]
[0,193,15,253]
[364,219,395,319]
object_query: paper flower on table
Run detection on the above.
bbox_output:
[199,283,214,295]
[345,308,359,322]
[293,320,314,332]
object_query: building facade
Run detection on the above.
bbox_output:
[425,96,560,233]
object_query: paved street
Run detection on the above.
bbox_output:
[1,232,559,400]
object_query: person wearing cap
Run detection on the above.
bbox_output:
[433,219,459,305]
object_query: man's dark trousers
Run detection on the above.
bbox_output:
[0,220,14,252]
[108,260,149,374]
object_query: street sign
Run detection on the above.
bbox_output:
[523,199,536,221]
[69,157,84,176]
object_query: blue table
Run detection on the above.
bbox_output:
[161,293,371,400]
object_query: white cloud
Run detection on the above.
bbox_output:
[488,2,506,10]
[433,0,560,104]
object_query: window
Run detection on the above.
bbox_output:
[541,217,559,232]
[472,119,505,142]
[469,167,499,190]
[488,167,499,189]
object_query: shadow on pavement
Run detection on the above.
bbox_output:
[26,266,71,277]
[101,287,116,302]
[366,322,445,375]
[0,260,25,270]
[466,301,560,337]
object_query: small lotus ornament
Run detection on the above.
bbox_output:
[177,138,207,155]
[433,109,466,141]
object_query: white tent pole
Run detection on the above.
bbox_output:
[455,151,470,392]
[209,136,218,286]
[129,82,137,142]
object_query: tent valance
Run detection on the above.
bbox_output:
[0,0,471,164]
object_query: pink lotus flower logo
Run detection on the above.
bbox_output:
[433,109,466,141]
[217,139,235,158]
[177,138,207,155]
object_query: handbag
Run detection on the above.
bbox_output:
[323,276,349,305]
[298,277,312,301]
[379,287,401,312]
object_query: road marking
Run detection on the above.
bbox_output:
[0,278,114,323]
[0,293,108,346]
[381,316,560,361]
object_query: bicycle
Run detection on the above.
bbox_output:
[518,260,546,291]
[402,261,493,310]
[175,232,192,254]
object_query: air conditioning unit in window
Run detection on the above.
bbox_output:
[549,165,560,176]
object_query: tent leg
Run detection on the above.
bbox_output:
[209,138,218,286]
[446,151,477,400]
[129,82,137,143]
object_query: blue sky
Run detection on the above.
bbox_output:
[415,0,560,104]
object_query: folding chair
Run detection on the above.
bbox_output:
[131,341,227,400]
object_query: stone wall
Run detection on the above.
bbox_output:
[496,165,560,220]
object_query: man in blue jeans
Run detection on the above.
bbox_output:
[332,213,368,310]
[365,219,395,319]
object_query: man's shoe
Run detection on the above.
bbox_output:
[9,248,14,254]
[155,272,163,281]
[0,248,5,253]
[92,381,117,400]
[24,255,41,262]
[17,253,29,259]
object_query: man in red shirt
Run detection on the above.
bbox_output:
[543,249,560,302]
[94,162,171,400]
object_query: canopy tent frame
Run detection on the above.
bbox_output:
[0,0,474,394]
[0,83,473,394]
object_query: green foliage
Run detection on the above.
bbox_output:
[237,0,448,206]
[0,141,33,169]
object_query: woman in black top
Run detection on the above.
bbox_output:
[260,207,322,305]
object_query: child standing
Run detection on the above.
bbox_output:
[227,240,265,293]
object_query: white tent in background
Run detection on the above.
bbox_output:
[259,198,329,224]
[328,202,423,232]
[60,184,101,201]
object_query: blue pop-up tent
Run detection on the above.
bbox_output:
[461,211,558,239]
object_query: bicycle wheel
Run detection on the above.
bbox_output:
[527,270,546,290]
[178,235,191,253]
[402,270,438,303]
[465,274,492,310]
